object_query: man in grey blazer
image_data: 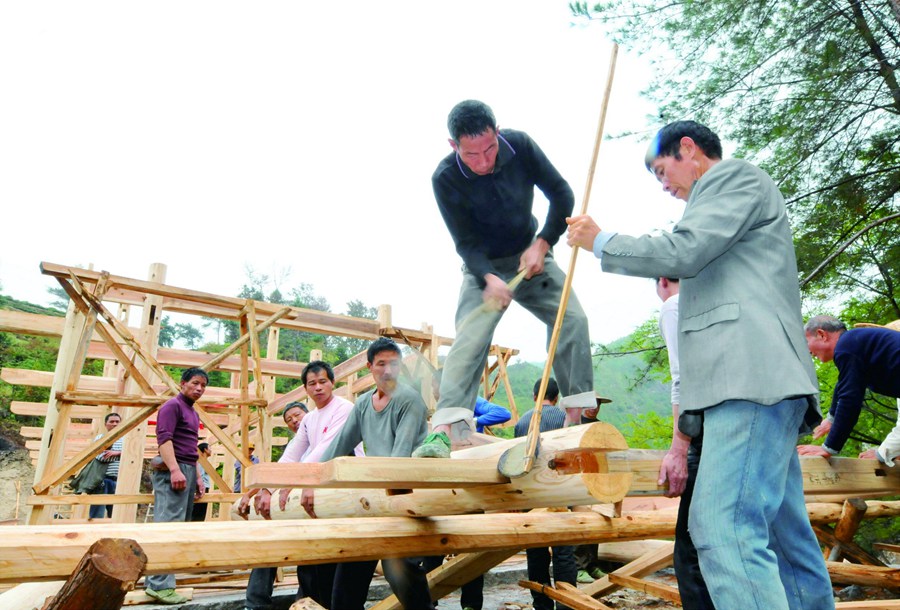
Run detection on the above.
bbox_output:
[567,121,833,610]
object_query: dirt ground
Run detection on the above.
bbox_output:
[0,438,33,524]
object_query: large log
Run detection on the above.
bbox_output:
[0,511,677,584]
[40,538,147,610]
[245,423,631,520]
[246,425,900,521]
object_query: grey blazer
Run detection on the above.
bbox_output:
[601,159,819,418]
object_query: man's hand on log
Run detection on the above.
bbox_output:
[279,488,293,512]
[797,445,831,458]
[253,489,273,520]
[301,488,317,519]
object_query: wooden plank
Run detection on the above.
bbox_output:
[519,580,614,610]
[835,602,900,609]
[607,573,681,604]
[40,262,384,339]
[55,391,266,408]
[27,493,242,506]
[246,457,508,489]
[0,511,680,583]
[12,402,107,419]
[0,310,66,337]
[581,542,674,598]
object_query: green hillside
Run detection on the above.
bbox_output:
[485,340,673,448]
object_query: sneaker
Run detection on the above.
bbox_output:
[577,569,594,583]
[145,588,188,605]
[411,432,451,458]
[589,567,606,579]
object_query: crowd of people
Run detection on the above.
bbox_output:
[82,103,900,609]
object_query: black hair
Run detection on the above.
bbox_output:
[533,377,560,402]
[447,100,497,143]
[655,277,680,285]
[104,412,121,423]
[302,360,335,385]
[181,367,209,383]
[367,337,401,364]
[645,120,723,171]
[284,401,308,415]
[198,442,210,452]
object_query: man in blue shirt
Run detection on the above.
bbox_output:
[799,315,900,459]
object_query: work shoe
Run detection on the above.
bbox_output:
[589,567,606,579]
[411,432,451,458]
[577,569,594,583]
[145,588,188,605]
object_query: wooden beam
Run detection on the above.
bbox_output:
[27,493,242,506]
[582,541,674,598]
[246,457,508,489]
[813,526,882,566]
[607,573,681,604]
[55,391,266,407]
[828,498,869,561]
[519,580,614,610]
[40,262,384,339]
[0,511,680,583]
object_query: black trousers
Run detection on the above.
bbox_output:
[423,555,484,610]
[332,557,436,610]
[525,545,576,610]
[674,435,715,610]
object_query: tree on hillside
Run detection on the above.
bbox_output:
[573,0,900,318]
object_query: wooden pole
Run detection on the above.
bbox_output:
[0,511,678,584]
[828,497,869,561]
[503,42,619,478]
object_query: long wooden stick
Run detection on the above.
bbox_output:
[511,43,619,477]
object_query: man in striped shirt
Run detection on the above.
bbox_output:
[88,412,123,519]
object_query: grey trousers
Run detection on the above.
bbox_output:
[435,252,594,424]
[146,463,197,592]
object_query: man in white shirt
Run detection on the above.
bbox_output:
[244,362,359,610]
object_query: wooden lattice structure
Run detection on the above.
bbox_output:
[0,262,518,525]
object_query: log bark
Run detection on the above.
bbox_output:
[827,561,900,589]
[40,538,147,610]
[829,498,869,561]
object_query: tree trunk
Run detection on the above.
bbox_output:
[41,538,147,610]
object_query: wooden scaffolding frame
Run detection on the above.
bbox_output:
[0,261,519,525]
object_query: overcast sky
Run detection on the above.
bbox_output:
[1,1,684,364]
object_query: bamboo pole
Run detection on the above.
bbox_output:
[503,42,619,477]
